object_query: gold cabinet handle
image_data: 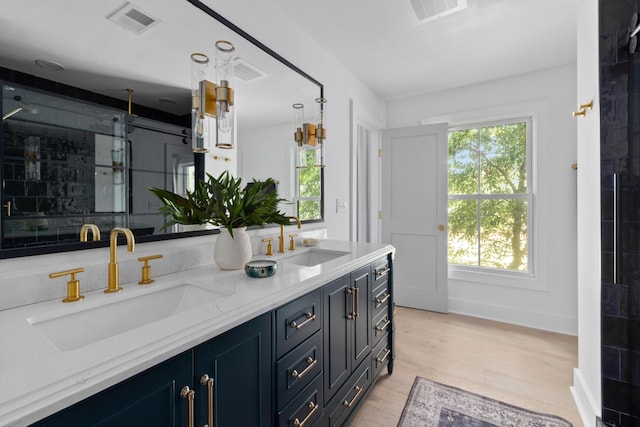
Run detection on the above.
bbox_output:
[375,318,391,332]
[290,312,316,330]
[200,374,214,427]
[342,385,363,408]
[375,266,390,278]
[137,254,163,285]
[572,109,586,118]
[346,288,356,320]
[180,386,195,427]
[293,401,318,427]
[375,292,390,307]
[353,287,359,318]
[376,348,391,364]
[49,267,85,303]
[291,357,318,380]
[3,201,11,217]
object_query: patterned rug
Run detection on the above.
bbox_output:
[397,377,573,427]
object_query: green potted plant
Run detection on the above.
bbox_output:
[149,171,292,269]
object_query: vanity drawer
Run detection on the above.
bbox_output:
[276,289,322,358]
[372,256,391,285]
[372,309,391,345]
[371,332,391,380]
[325,360,371,427]
[276,330,323,410]
[371,278,391,319]
[277,374,323,427]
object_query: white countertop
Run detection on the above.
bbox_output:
[0,239,393,427]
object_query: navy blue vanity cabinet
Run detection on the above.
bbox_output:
[31,313,272,427]
[33,352,192,426]
[323,264,372,408]
[193,312,272,427]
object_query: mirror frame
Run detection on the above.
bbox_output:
[0,0,324,259]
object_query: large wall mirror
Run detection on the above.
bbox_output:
[0,0,323,258]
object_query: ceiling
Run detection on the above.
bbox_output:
[270,0,579,100]
[0,0,578,121]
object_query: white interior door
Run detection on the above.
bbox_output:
[382,123,448,312]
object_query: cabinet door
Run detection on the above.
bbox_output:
[194,312,272,427]
[35,352,192,427]
[351,265,371,369]
[323,274,352,403]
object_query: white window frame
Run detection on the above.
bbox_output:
[448,116,534,278]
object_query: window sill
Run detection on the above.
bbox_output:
[448,264,547,292]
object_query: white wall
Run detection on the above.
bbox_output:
[202,0,387,240]
[571,0,601,423]
[387,65,578,335]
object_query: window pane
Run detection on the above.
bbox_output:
[298,153,321,197]
[479,199,528,271]
[448,199,478,266]
[448,129,478,194]
[479,122,527,194]
[298,200,320,221]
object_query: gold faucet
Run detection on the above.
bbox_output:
[80,224,101,241]
[106,227,135,293]
[279,216,301,253]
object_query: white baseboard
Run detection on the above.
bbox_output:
[570,368,600,427]
[448,297,578,335]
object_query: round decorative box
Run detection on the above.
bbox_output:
[244,260,278,278]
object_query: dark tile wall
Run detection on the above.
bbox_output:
[2,122,96,216]
[600,0,640,425]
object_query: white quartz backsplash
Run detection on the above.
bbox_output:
[0,225,327,312]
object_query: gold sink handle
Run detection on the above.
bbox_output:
[138,254,163,285]
[49,267,85,303]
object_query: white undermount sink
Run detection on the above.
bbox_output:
[281,249,350,267]
[27,284,229,352]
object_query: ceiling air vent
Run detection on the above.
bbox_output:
[410,0,468,23]
[107,2,160,35]
[234,58,268,82]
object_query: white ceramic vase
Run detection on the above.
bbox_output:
[214,227,252,270]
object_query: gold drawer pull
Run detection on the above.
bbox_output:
[293,401,318,427]
[342,385,363,408]
[354,287,359,318]
[291,357,318,380]
[375,266,390,278]
[375,318,391,332]
[200,374,214,427]
[376,348,391,364]
[346,288,354,320]
[290,312,316,329]
[180,386,195,427]
[375,292,390,306]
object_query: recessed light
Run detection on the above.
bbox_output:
[34,59,65,71]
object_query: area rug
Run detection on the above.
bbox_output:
[397,377,572,427]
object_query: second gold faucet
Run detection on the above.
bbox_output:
[106,227,135,293]
[278,216,301,253]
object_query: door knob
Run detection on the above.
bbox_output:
[438,224,446,232]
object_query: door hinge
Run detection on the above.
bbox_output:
[378,211,383,220]
[378,148,383,158]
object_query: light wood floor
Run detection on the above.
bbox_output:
[348,307,582,426]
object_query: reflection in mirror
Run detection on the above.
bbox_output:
[0,0,323,258]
